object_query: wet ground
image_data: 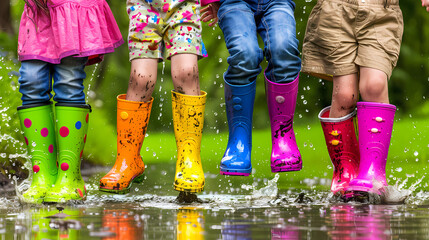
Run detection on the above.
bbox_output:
[2,163,429,239]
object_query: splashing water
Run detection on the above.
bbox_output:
[380,176,425,204]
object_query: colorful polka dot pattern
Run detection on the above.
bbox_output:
[61,162,69,171]
[21,117,55,153]
[75,121,82,130]
[60,126,69,137]
[24,118,32,128]
[127,0,207,61]
[41,128,49,137]
[49,144,54,153]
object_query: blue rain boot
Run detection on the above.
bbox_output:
[220,80,256,176]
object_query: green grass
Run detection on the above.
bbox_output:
[0,55,28,176]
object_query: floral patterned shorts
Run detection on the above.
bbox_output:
[127,0,207,61]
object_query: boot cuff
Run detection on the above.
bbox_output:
[55,103,92,112]
[265,74,299,93]
[117,94,153,111]
[17,101,52,111]
[318,106,356,123]
[171,91,207,106]
[357,102,396,112]
[224,79,256,96]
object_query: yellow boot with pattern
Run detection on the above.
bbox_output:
[171,91,206,193]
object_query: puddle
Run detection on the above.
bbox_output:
[1,163,429,239]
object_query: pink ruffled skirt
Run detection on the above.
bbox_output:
[18,0,124,65]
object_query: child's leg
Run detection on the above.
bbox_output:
[44,56,90,202]
[257,0,302,172]
[217,1,260,176]
[170,54,200,95]
[52,56,87,104]
[18,60,53,105]
[17,60,57,204]
[330,74,359,118]
[346,67,396,196]
[316,74,360,194]
[126,58,158,102]
[99,58,155,194]
[170,53,206,192]
[257,0,300,84]
[359,67,389,103]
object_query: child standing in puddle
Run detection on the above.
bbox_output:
[301,0,403,198]
[99,0,219,194]
[17,0,123,203]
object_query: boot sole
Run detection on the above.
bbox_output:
[174,184,204,193]
[271,165,302,173]
[341,190,382,204]
[220,170,251,176]
[99,174,145,194]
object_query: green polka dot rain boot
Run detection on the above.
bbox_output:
[18,102,58,204]
[44,104,90,203]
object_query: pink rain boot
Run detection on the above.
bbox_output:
[265,75,301,172]
[346,102,396,195]
[319,106,360,194]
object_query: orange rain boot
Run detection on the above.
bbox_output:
[99,94,153,194]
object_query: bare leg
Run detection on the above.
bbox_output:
[359,67,389,103]
[330,74,359,118]
[170,54,200,96]
[126,59,158,102]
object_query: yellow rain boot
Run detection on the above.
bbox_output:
[172,91,206,193]
[99,94,153,193]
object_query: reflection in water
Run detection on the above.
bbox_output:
[328,205,391,240]
[177,208,204,240]
[271,226,300,240]
[2,194,429,239]
[221,219,251,240]
[102,210,144,240]
[32,208,82,240]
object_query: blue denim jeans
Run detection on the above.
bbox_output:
[18,56,88,105]
[218,0,301,84]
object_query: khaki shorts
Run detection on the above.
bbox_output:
[127,0,207,61]
[301,0,403,80]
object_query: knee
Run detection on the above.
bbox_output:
[359,77,388,100]
[171,63,199,83]
[19,74,50,104]
[228,43,262,70]
[129,69,156,91]
[269,35,300,65]
[333,88,358,111]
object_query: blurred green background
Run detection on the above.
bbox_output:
[0,0,428,190]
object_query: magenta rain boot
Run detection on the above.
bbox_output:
[346,102,396,195]
[319,106,360,194]
[265,75,301,172]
